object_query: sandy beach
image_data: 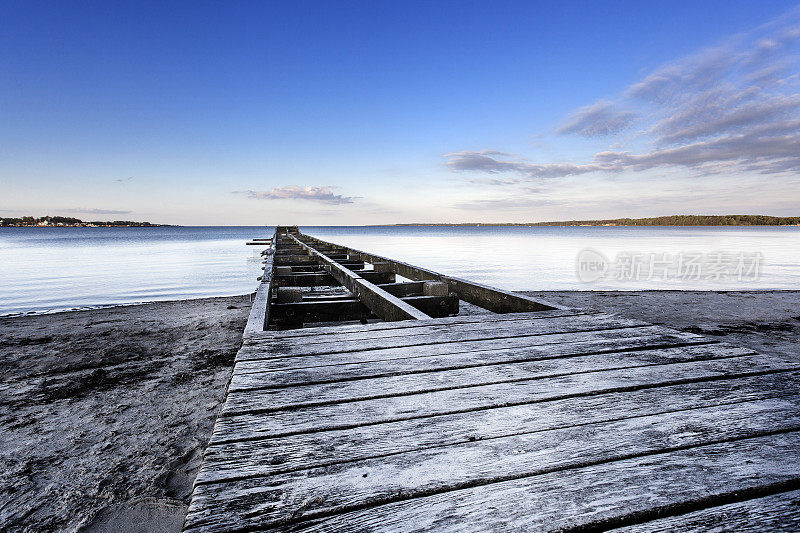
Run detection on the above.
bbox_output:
[1,290,798,532]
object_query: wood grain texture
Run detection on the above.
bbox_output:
[234,327,708,378]
[288,234,430,322]
[211,354,797,441]
[609,489,800,532]
[237,325,692,367]
[185,429,800,532]
[223,344,754,413]
[245,308,591,341]
[241,312,636,355]
[196,372,800,485]
[229,340,744,391]
[243,237,275,336]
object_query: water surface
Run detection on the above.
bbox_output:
[1,225,798,316]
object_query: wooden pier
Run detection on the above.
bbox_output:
[185,226,800,532]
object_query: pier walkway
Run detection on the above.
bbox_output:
[184,227,800,532]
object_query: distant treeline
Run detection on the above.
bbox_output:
[387,215,800,227]
[528,215,800,226]
[0,216,164,227]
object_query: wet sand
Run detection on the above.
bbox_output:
[1,291,798,532]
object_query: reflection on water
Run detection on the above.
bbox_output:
[1,225,798,315]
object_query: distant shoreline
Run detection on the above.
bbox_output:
[0,215,170,228]
[378,215,800,227]
[0,215,169,228]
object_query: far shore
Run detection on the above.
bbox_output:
[1,290,798,531]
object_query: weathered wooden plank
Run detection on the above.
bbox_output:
[244,308,591,341]
[220,348,771,417]
[243,243,274,336]
[197,371,798,485]
[609,488,800,532]
[212,355,797,440]
[286,433,800,532]
[240,314,655,358]
[184,421,800,532]
[244,310,618,350]
[228,343,751,395]
[239,323,692,364]
[235,327,706,374]
[233,337,736,386]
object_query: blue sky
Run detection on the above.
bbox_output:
[2,1,799,224]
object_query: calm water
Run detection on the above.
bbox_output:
[1,225,798,316]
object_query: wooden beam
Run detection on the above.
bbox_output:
[271,295,458,327]
[298,233,562,312]
[376,281,426,297]
[289,235,430,322]
[243,233,276,335]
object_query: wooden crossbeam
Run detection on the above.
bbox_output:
[271,295,459,327]
[297,232,562,313]
[274,271,395,287]
[288,235,430,322]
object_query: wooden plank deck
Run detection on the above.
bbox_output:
[184,308,800,531]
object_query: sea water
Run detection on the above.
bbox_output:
[1,225,798,316]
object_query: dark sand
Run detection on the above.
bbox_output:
[0,295,251,532]
[1,291,798,532]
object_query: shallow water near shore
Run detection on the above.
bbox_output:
[1,225,799,315]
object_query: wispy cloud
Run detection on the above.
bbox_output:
[556,100,638,136]
[234,185,356,205]
[63,208,133,215]
[446,7,800,182]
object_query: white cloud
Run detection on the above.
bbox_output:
[556,100,637,136]
[446,7,800,184]
[234,185,356,205]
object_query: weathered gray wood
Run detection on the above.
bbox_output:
[243,240,275,336]
[249,311,641,346]
[220,351,781,418]
[610,488,800,532]
[197,371,797,485]
[295,232,564,312]
[235,330,712,379]
[238,318,684,361]
[376,281,425,297]
[190,229,800,532]
[271,295,457,327]
[245,308,591,342]
[212,355,797,440]
[275,287,302,303]
[228,343,751,395]
[184,423,800,532]
[289,235,430,322]
[289,433,800,532]
[243,312,649,350]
